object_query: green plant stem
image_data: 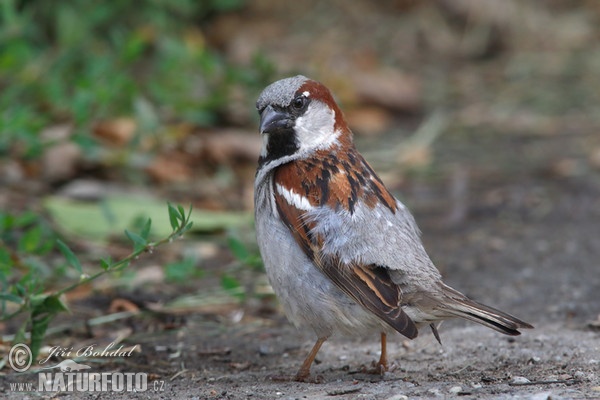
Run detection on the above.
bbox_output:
[1,205,192,322]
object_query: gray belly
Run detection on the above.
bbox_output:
[255,208,387,338]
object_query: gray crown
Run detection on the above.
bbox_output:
[256,75,308,110]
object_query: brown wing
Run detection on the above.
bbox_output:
[273,164,418,339]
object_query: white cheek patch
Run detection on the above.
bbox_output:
[276,183,314,211]
[294,102,340,153]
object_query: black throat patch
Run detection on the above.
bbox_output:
[258,131,299,167]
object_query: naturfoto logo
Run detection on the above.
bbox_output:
[8,343,165,394]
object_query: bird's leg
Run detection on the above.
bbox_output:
[364,332,393,375]
[375,332,388,373]
[295,336,327,382]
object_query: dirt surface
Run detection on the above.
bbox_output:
[4,113,600,400]
[164,129,600,400]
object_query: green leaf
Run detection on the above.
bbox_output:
[140,218,152,240]
[227,236,249,261]
[177,205,186,220]
[31,294,69,316]
[124,229,147,252]
[13,320,28,347]
[15,283,26,297]
[220,274,244,300]
[45,196,249,241]
[30,313,52,362]
[14,211,37,228]
[28,294,70,359]
[167,203,181,230]
[221,274,240,291]
[0,293,24,305]
[18,225,42,253]
[100,257,112,271]
[164,257,200,283]
[56,239,83,274]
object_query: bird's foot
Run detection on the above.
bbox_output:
[363,360,397,375]
[295,373,324,383]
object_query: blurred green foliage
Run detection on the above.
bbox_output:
[0,0,274,159]
[1,203,194,361]
[0,211,59,295]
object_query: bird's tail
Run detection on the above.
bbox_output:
[439,284,533,335]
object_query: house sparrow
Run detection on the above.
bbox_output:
[254,75,533,382]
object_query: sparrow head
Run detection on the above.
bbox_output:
[256,75,350,165]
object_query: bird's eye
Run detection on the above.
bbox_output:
[291,96,307,110]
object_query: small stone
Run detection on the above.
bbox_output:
[427,388,442,396]
[449,386,462,394]
[258,344,271,356]
[511,376,531,384]
[385,395,408,400]
[529,392,554,400]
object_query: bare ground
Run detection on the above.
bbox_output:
[3,113,600,400]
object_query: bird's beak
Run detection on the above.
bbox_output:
[259,105,292,135]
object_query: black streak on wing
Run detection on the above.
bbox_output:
[322,259,418,339]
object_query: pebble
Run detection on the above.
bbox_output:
[511,376,531,384]
[573,371,586,380]
[449,386,462,394]
[529,392,555,400]
[385,395,408,400]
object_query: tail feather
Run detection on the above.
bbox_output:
[441,285,534,336]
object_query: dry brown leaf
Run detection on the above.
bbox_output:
[398,145,432,168]
[550,158,582,178]
[145,153,193,183]
[349,68,422,113]
[64,283,94,302]
[109,298,140,313]
[346,106,393,136]
[589,147,600,169]
[41,142,82,182]
[230,362,250,370]
[130,265,165,287]
[199,129,262,165]
[93,118,137,146]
